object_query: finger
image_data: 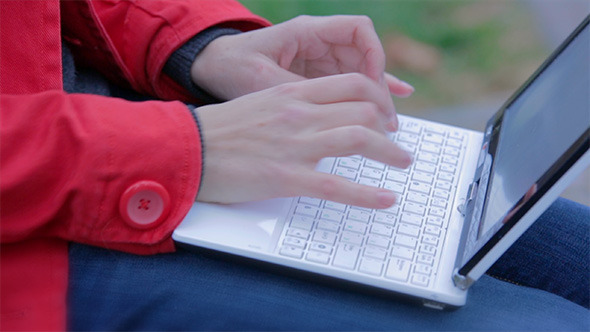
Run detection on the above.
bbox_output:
[309,15,387,82]
[308,125,413,169]
[385,73,415,98]
[285,73,395,119]
[302,101,390,134]
[294,171,398,209]
[378,77,399,131]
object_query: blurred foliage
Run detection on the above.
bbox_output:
[239,0,546,111]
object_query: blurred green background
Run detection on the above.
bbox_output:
[239,0,547,113]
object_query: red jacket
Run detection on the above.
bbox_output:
[0,1,268,330]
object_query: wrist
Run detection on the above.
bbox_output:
[163,27,240,104]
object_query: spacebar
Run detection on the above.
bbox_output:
[332,244,360,270]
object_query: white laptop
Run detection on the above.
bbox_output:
[173,16,590,309]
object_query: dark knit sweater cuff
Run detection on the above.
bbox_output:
[164,27,241,104]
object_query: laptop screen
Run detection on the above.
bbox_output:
[459,17,589,268]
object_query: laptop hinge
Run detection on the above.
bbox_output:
[452,268,475,290]
[457,181,478,217]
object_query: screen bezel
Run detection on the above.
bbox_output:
[455,15,590,276]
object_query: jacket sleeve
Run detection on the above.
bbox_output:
[60,0,270,103]
[0,91,203,255]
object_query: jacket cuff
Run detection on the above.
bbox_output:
[163,27,241,104]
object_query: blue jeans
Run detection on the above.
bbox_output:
[67,198,589,331]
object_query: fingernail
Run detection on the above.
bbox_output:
[400,80,415,91]
[402,150,413,168]
[377,190,397,207]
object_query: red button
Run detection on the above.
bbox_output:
[120,181,170,229]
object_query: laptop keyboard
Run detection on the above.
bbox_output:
[278,117,467,288]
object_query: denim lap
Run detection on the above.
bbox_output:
[67,198,590,330]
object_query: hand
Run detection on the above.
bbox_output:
[195,74,412,209]
[191,15,414,130]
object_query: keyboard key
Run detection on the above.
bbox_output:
[438,172,454,182]
[417,253,435,266]
[419,244,437,256]
[415,161,437,174]
[359,258,384,276]
[283,237,306,248]
[287,228,310,240]
[435,181,452,191]
[422,234,439,246]
[364,246,388,261]
[310,242,332,254]
[398,223,421,238]
[417,152,439,164]
[334,167,357,181]
[333,244,361,270]
[341,231,364,245]
[367,235,390,249]
[348,209,371,223]
[394,234,418,249]
[442,156,459,165]
[386,170,408,183]
[382,204,400,216]
[404,202,426,216]
[411,274,430,287]
[407,192,428,205]
[313,230,337,245]
[425,125,446,136]
[290,215,314,231]
[295,205,318,217]
[306,251,330,264]
[412,171,434,184]
[426,216,444,227]
[420,142,441,155]
[440,163,457,174]
[415,263,433,276]
[400,121,422,134]
[324,201,347,212]
[431,197,447,208]
[433,189,450,199]
[385,258,411,282]
[343,221,367,234]
[320,210,343,223]
[446,138,462,148]
[400,213,422,226]
[358,177,380,187]
[370,223,394,237]
[361,168,383,180]
[299,197,321,206]
[384,181,405,194]
[409,181,430,194]
[423,132,444,145]
[443,146,460,157]
[430,207,446,218]
[425,225,441,236]
[390,165,410,173]
[374,211,397,225]
[317,220,340,232]
[397,141,417,154]
[365,159,386,170]
[449,130,465,141]
[391,245,414,260]
[279,246,304,259]
[338,157,361,170]
[397,132,419,144]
